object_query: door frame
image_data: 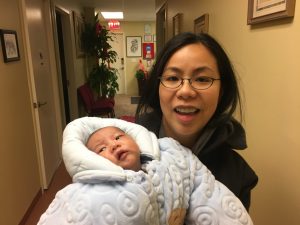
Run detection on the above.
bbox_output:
[51,4,79,123]
[110,32,126,94]
[156,3,167,54]
[19,0,63,189]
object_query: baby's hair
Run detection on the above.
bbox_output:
[86,126,125,145]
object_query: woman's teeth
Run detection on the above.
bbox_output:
[175,107,198,114]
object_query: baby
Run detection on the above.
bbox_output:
[38,117,253,225]
[86,126,141,171]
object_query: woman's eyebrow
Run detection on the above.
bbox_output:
[163,67,182,73]
[163,66,214,74]
[193,66,215,74]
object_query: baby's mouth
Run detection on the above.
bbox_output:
[175,107,199,115]
[116,150,128,160]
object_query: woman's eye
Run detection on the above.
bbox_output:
[164,75,180,82]
[194,76,212,83]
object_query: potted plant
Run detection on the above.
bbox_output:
[81,14,119,98]
[135,59,148,96]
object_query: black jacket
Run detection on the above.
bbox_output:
[137,112,258,211]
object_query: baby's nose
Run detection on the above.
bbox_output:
[110,140,119,151]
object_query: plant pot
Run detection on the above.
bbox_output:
[137,78,146,96]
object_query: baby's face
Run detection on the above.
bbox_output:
[86,126,141,171]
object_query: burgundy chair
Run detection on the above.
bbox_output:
[77,83,115,118]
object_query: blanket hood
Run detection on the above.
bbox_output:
[62,117,160,183]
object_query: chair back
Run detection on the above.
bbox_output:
[77,83,94,112]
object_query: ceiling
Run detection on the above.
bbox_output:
[73,0,156,21]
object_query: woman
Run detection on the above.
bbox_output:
[136,32,258,211]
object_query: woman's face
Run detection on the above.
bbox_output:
[159,43,221,147]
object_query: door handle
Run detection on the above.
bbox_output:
[33,101,47,108]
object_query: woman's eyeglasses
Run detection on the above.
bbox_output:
[159,75,221,90]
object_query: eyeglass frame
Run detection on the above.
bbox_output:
[158,75,221,90]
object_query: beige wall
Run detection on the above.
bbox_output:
[0,0,40,224]
[164,0,300,225]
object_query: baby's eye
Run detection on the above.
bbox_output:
[98,146,107,153]
[115,134,123,140]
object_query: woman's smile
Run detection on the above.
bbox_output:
[174,106,200,123]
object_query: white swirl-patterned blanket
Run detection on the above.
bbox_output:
[37,117,253,225]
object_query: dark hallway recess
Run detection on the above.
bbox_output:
[56,11,71,123]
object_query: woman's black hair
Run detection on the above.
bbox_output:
[135,32,242,127]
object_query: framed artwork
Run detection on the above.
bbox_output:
[194,14,209,34]
[0,29,20,62]
[173,13,182,36]
[73,11,85,58]
[144,24,152,34]
[142,42,154,59]
[126,36,142,57]
[247,0,296,24]
[144,34,152,42]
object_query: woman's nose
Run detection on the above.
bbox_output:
[176,79,197,98]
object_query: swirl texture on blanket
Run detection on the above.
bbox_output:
[38,117,253,225]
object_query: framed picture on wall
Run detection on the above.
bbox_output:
[144,24,152,34]
[126,36,142,57]
[0,29,20,62]
[247,0,296,24]
[173,13,182,36]
[194,14,209,34]
[73,11,85,58]
[142,42,154,59]
[144,34,152,42]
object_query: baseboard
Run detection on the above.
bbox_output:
[19,189,42,225]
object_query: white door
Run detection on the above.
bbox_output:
[23,0,61,188]
[109,33,125,94]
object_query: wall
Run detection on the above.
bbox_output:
[165,0,300,225]
[0,0,40,224]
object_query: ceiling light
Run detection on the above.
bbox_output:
[101,12,124,19]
